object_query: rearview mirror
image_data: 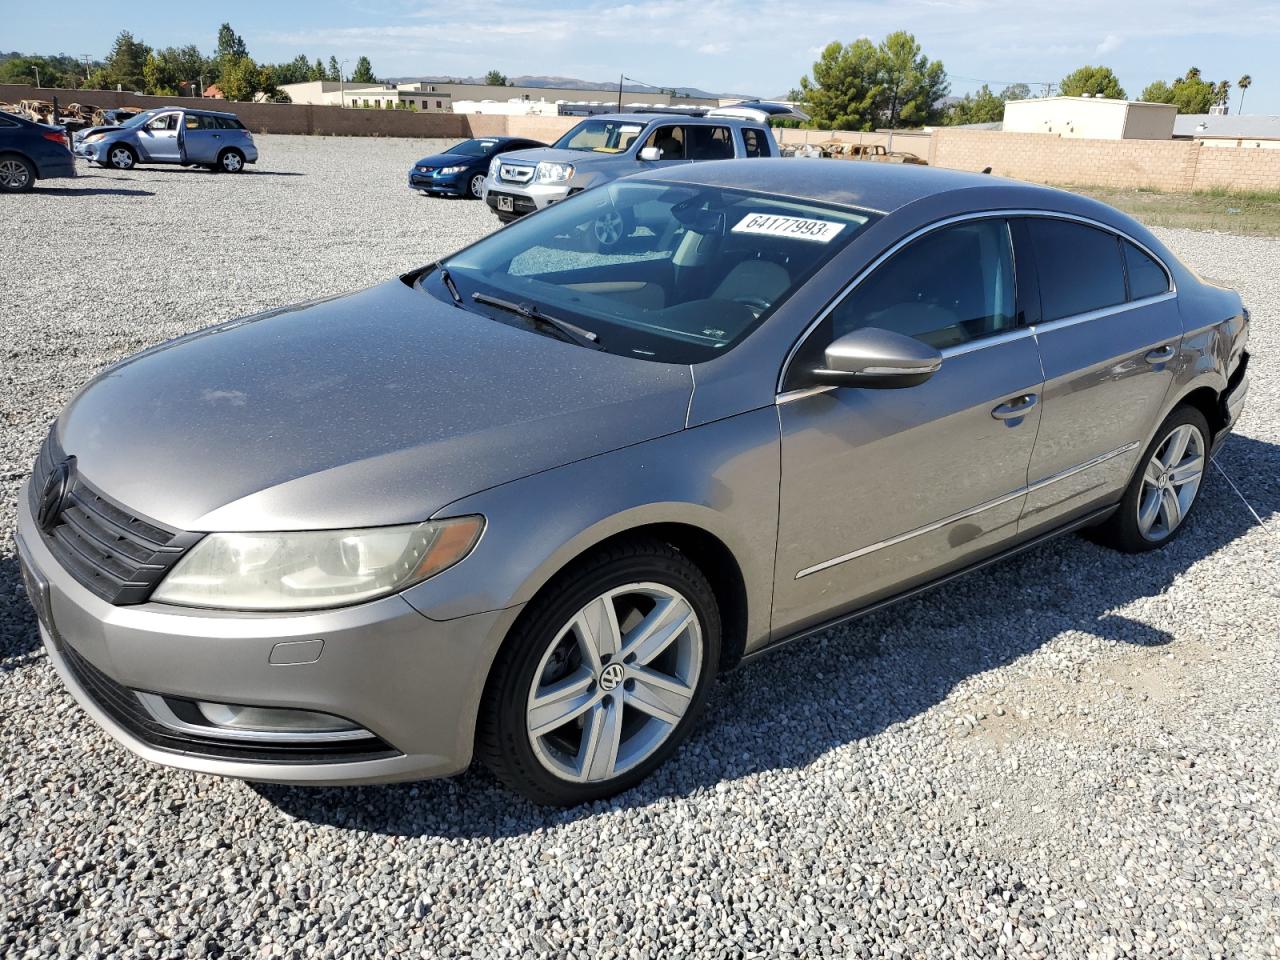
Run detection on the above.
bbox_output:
[638,146,661,161]
[813,327,942,389]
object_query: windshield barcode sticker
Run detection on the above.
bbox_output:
[731,213,846,243]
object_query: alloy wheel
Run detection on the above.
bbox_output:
[1136,422,1205,541]
[526,582,702,784]
[0,159,30,189]
[222,152,243,172]
[593,210,625,247]
[470,174,486,198]
[110,147,133,169]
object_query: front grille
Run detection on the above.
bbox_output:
[498,162,534,184]
[29,429,202,605]
[59,641,398,764]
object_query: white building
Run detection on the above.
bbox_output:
[1003,96,1177,140]
[1173,114,1280,149]
[279,80,717,113]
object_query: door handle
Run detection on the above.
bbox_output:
[991,393,1038,420]
[1145,344,1176,364]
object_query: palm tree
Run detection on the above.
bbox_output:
[1186,66,1201,81]
[1238,74,1252,113]
[1215,79,1232,109]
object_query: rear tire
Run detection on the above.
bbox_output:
[216,148,245,173]
[1091,405,1210,553]
[0,154,35,192]
[477,539,720,806]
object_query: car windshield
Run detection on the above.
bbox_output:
[120,111,157,128]
[553,119,648,154]
[449,138,500,156]
[440,180,875,364]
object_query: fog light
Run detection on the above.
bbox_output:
[196,701,361,733]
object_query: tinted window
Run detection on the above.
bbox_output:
[1027,219,1126,321]
[643,125,685,159]
[686,126,734,160]
[1123,240,1169,300]
[828,219,1017,350]
[215,116,243,130]
[742,128,771,157]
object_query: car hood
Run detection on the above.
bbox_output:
[413,151,474,167]
[75,125,124,140]
[57,278,694,532]
[499,147,622,168]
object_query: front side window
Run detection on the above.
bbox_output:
[828,219,1017,350]
[1027,218,1126,321]
[685,126,734,160]
[642,125,686,159]
[441,180,875,364]
[148,114,178,131]
[1123,240,1170,300]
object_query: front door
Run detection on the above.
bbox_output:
[1017,217,1183,534]
[139,112,182,162]
[773,218,1044,637]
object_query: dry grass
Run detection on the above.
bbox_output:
[1057,184,1280,237]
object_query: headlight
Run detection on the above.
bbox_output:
[151,516,484,611]
[437,165,467,175]
[535,161,574,183]
[85,133,105,143]
[488,157,501,176]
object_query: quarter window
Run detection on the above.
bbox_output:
[1123,240,1170,300]
[742,128,772,157]
[827,219,1017,350]
[1026,219,1126,321]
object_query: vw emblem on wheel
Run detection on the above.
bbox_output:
[37,456,76,532]
[598,662,625,692]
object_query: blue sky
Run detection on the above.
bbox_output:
[6,0,1277,113]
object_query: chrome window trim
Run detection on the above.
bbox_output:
[1030,291,1177,336]
[777,209,1177,396]
[793,441,1139,579]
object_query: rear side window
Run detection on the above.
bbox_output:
[828,219,1017,350]
[1123,240,1170,300]
[685,125,734,160]
[742,128,771,157]
[1026,219,1126,321]
[216,117,244,130]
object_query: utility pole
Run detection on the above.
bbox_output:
[33,66,40,88]
[617,74,623,112]
[82,55,92,88]
[340,59,350,108]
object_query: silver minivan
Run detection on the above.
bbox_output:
[19,161,1249,805]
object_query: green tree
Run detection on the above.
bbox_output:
[327,56,341,81]
[1141,68,1223,113]
[877,30,949,126]
[1238,74,1252,113]
[220,56,272,101]
[1058,64,1126,99]
[350,56,376,84]
[143,45,212,95]
[310,57,326,81]
[99,30,150,91]
[216,23,248,62]
[484,69,508,86]
[0,55,71,87]
[1140,80,1172,103]
[1002,83,1032,101]
[794,38,884,131]
[944,84,1004,125]
[271,54,312,87]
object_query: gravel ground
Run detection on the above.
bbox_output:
[2,134,1278,959]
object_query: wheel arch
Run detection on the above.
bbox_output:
[0,149,39,179]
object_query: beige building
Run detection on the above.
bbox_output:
[279,80,717,113]
[1003,96,1176,140]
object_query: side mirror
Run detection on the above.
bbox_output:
[638,146,661,161]
[813,327,942,389]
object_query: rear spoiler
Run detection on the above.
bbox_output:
[707,100,810,123]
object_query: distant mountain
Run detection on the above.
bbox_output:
[383,73,753,100]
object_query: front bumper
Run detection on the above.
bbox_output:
[485,180,571,218]
[17,485,521,785]
[408,171,466,195]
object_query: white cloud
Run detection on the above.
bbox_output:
[1096,33,1122,55]
[698,42,730,54]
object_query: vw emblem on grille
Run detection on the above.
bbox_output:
[598,662,625,692]
[37,456,76,532]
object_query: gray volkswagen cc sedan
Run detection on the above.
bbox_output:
[18,161,1250,805]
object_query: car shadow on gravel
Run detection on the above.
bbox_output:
[37,186,156,197]
[256,432,1278,838]
[128,168,306,177]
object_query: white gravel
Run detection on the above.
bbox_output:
[2,135,1278,959]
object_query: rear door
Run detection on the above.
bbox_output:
[1017,216,1182,534]
[772,217,1044,636]
[182,114,219,163]
[138,111,181,162]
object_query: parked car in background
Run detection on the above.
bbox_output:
[74,108,258,173]
[483,101,805,224]
[19,162,1249,806]
[409,137,545,199]
[0,110,75,192]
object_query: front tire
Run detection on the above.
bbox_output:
[468,173,486,199]
[106,145,136,171]
[0,154,35,192]
[477,539,720,806]
[1093,405,1210,552]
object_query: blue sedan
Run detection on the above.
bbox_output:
[409,137,545,199]
[0,110,76,192]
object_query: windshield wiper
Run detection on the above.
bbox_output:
[437,265,462,304]
[471,292,604,350]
